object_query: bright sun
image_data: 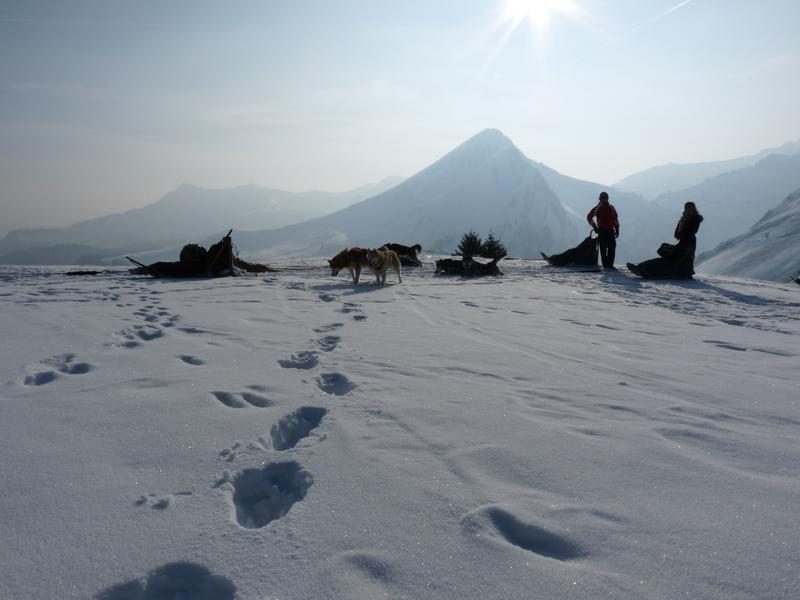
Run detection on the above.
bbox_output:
[501,0,583,32]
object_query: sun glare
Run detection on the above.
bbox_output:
[502,0,583,32]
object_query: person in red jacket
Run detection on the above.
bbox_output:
[587,191,619,269]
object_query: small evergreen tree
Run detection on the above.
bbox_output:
[481,231,507,259]
[454,230,483,257]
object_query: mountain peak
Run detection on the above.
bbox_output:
[461,128,514,151]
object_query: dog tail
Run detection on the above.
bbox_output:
[489,252,507,266]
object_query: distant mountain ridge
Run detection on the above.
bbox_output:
[697,187,800,282]
[0,178,402,264]
[5,129,800,273]
[615,140,800,199]
[653,153,800,254]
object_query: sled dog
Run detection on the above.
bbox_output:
[328,247,370,284]
[435,253,506,276]
[366,247,402,285]
[382,242,422,267]
[434,258,465,275]
[464,252,506,276]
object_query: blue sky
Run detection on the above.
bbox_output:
[1,0,799,232]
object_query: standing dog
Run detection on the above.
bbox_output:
[366,247,402,285]
[328,247,370,284]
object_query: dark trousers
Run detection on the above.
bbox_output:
[598,229,616,268]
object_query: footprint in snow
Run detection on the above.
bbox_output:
[461,505,585,561]
[210,390,274,409]
[23,353,94,386]
[95,562,236,600]
[339,302,363,315]
[113,324,164,348]
[177,354,205,366]
[316,335,341,352]
[316,372,356,396]
[270,407,328,450]
[221,461,313,529]
[278,351,319,369]
[134,491,192,510]
[319,292,336,302]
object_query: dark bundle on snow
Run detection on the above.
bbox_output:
[541,233,598,267]
[127,230,273,277]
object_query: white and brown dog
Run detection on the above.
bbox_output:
[366,247,402,285]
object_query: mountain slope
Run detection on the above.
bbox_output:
[697,187,800,282]
[0,178,402,264]
[533,162,674,262]
[653,153,800,254]
[615,140,800,199]
[233,130,579,259]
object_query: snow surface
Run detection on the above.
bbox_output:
[1,261,798,599]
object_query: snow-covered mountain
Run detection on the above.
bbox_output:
[615,140,800,199]
[234,130,580,259]
[652,153,800,254]
[697,187,800,282]
[0,178,402,264]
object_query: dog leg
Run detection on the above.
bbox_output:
[353,264,360,285]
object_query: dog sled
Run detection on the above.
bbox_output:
[541,232,598,268]
[127,230,272,278]
[627,242,696,280]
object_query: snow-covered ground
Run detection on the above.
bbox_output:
[1,260,798,599]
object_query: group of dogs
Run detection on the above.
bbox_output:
[327,242,506,285]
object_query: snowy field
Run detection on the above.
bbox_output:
[1,259,798,600]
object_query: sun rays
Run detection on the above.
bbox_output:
[500,0,585,33]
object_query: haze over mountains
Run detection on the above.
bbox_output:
[654,153,800,254]
[1,129,798,280]
[614,140,800,200]
[0,178,402,265]
[233,129,579,260]
[698,187,800,282]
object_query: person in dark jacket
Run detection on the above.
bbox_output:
[627,202,704,279]
[587,191,619,269]
[674,201,703,257]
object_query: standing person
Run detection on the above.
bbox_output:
[674,201,703,260]
[587,191,619,270]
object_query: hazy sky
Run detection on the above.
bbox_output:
[1,0,799,233]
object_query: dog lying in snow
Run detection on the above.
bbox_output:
[434,258,466,275]
[435,253,506,276]
[328,247,370,284]
[366,247,402,285]
[382,243,422,267]
[464,253,506,276]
